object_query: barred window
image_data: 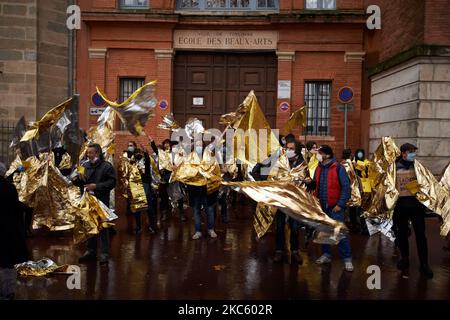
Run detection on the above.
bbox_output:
[120,0,149,9]
[304,81,331,136]
[305,0,336,9]
[118,78,145,131]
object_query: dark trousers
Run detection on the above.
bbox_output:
[393,198,429,265]
[218,190,228,222]
[135,182,157,229]
[87,228,109,256]
[275,211,299,252]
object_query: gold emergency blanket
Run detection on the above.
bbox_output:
[96,81,157,136]
[440,162,450,191]
[282,105,307,135]
[73,191,118,244]
[253,151,309,238]
[342,159,362,207]
[119,155,148,213]
[170,150,222,194]
[363,137,400,219]
[20,97,72,142]
[58,152,72,171]
[14,153,79,231]
[15,258,67,277]
[231,91,280,166]
[157,112,180,131]
[307,153,319,178]
[158,148,173,172]
[411,160,450,237]
[225,180,347,244]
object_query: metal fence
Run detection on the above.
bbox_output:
[0,120,16,167]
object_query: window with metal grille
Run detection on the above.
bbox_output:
[305,0,336,9]
[177,0,278,10]
[120,0,149,9]
[118,78,145,130]
[304,81,331,136]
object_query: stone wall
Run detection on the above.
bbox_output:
[370,56,450,174]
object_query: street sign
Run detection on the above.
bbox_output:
[337,104,354,111]
[279,101,290,112]
[90,107,105,116]
[338,86,354,104]
[159,99,168,110]
[91,92,106,107]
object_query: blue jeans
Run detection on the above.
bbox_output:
[322,208,352,262]
[191,193,216,232]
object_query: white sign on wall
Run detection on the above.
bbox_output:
[193,97,204,106]
[278,80,291,99]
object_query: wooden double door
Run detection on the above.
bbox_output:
[173,51,277,130]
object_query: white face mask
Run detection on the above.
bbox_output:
[316,153,323,162]
[90,156,99,164]
[356,152,363,159]
[128,146,135,153]
[195,146,203,155]
[286,149,296,159]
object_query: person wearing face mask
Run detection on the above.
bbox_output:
[273,140,305,264]
[75,143,116,265]
[306,145,353,271]
[393,143,433,278]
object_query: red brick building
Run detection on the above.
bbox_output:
[76,0,367,158]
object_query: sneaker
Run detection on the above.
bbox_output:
[99,254,109,265]
[397,258,410,271]
[192,232,202,240]
[273,251,283,263]
[315,254,332,264]
[208,229,217,238]
[344,261,354,272]
[291,251,303,265]
[78,251,96,263]
[419,264,434,279]
[148,227,156,234]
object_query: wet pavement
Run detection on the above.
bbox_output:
[16,200,450,300]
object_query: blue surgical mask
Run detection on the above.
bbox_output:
[128,146,135,153]
[406,152,416,162]
[195,146,203,155]
[356,152,363,159]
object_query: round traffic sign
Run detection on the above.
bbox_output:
[92,92,106,107]
[279,101,290,112]
[338,86,354,104]
[159,99,168,110]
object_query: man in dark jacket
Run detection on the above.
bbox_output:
[76,143,116,265]
[393,143,433,278]
[0,162,29,299]
[308,145,353,271]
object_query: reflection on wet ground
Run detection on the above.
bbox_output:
[16,201,450,299]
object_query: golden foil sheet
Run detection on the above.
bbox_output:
[440,162,450,191]
[252,151,309,239]
[158,149,173,172]
[282,105,307,135]
[413,160,450,236]
[363,137,400,219]
[58,152,72,171]
[157,112,180,131]
[342,159,362,207]
[224,180,347,244]
[231,91,280,166]
[118,155,148,213]
[184,117,205,140]
[170,150,223,194]
[73,191,118,244]
[15,153,79,231]
[21,98,72,142]
[5,154,23,177]
[15,258,67,277]
[149,154,162,190]
[96,81,157,136]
